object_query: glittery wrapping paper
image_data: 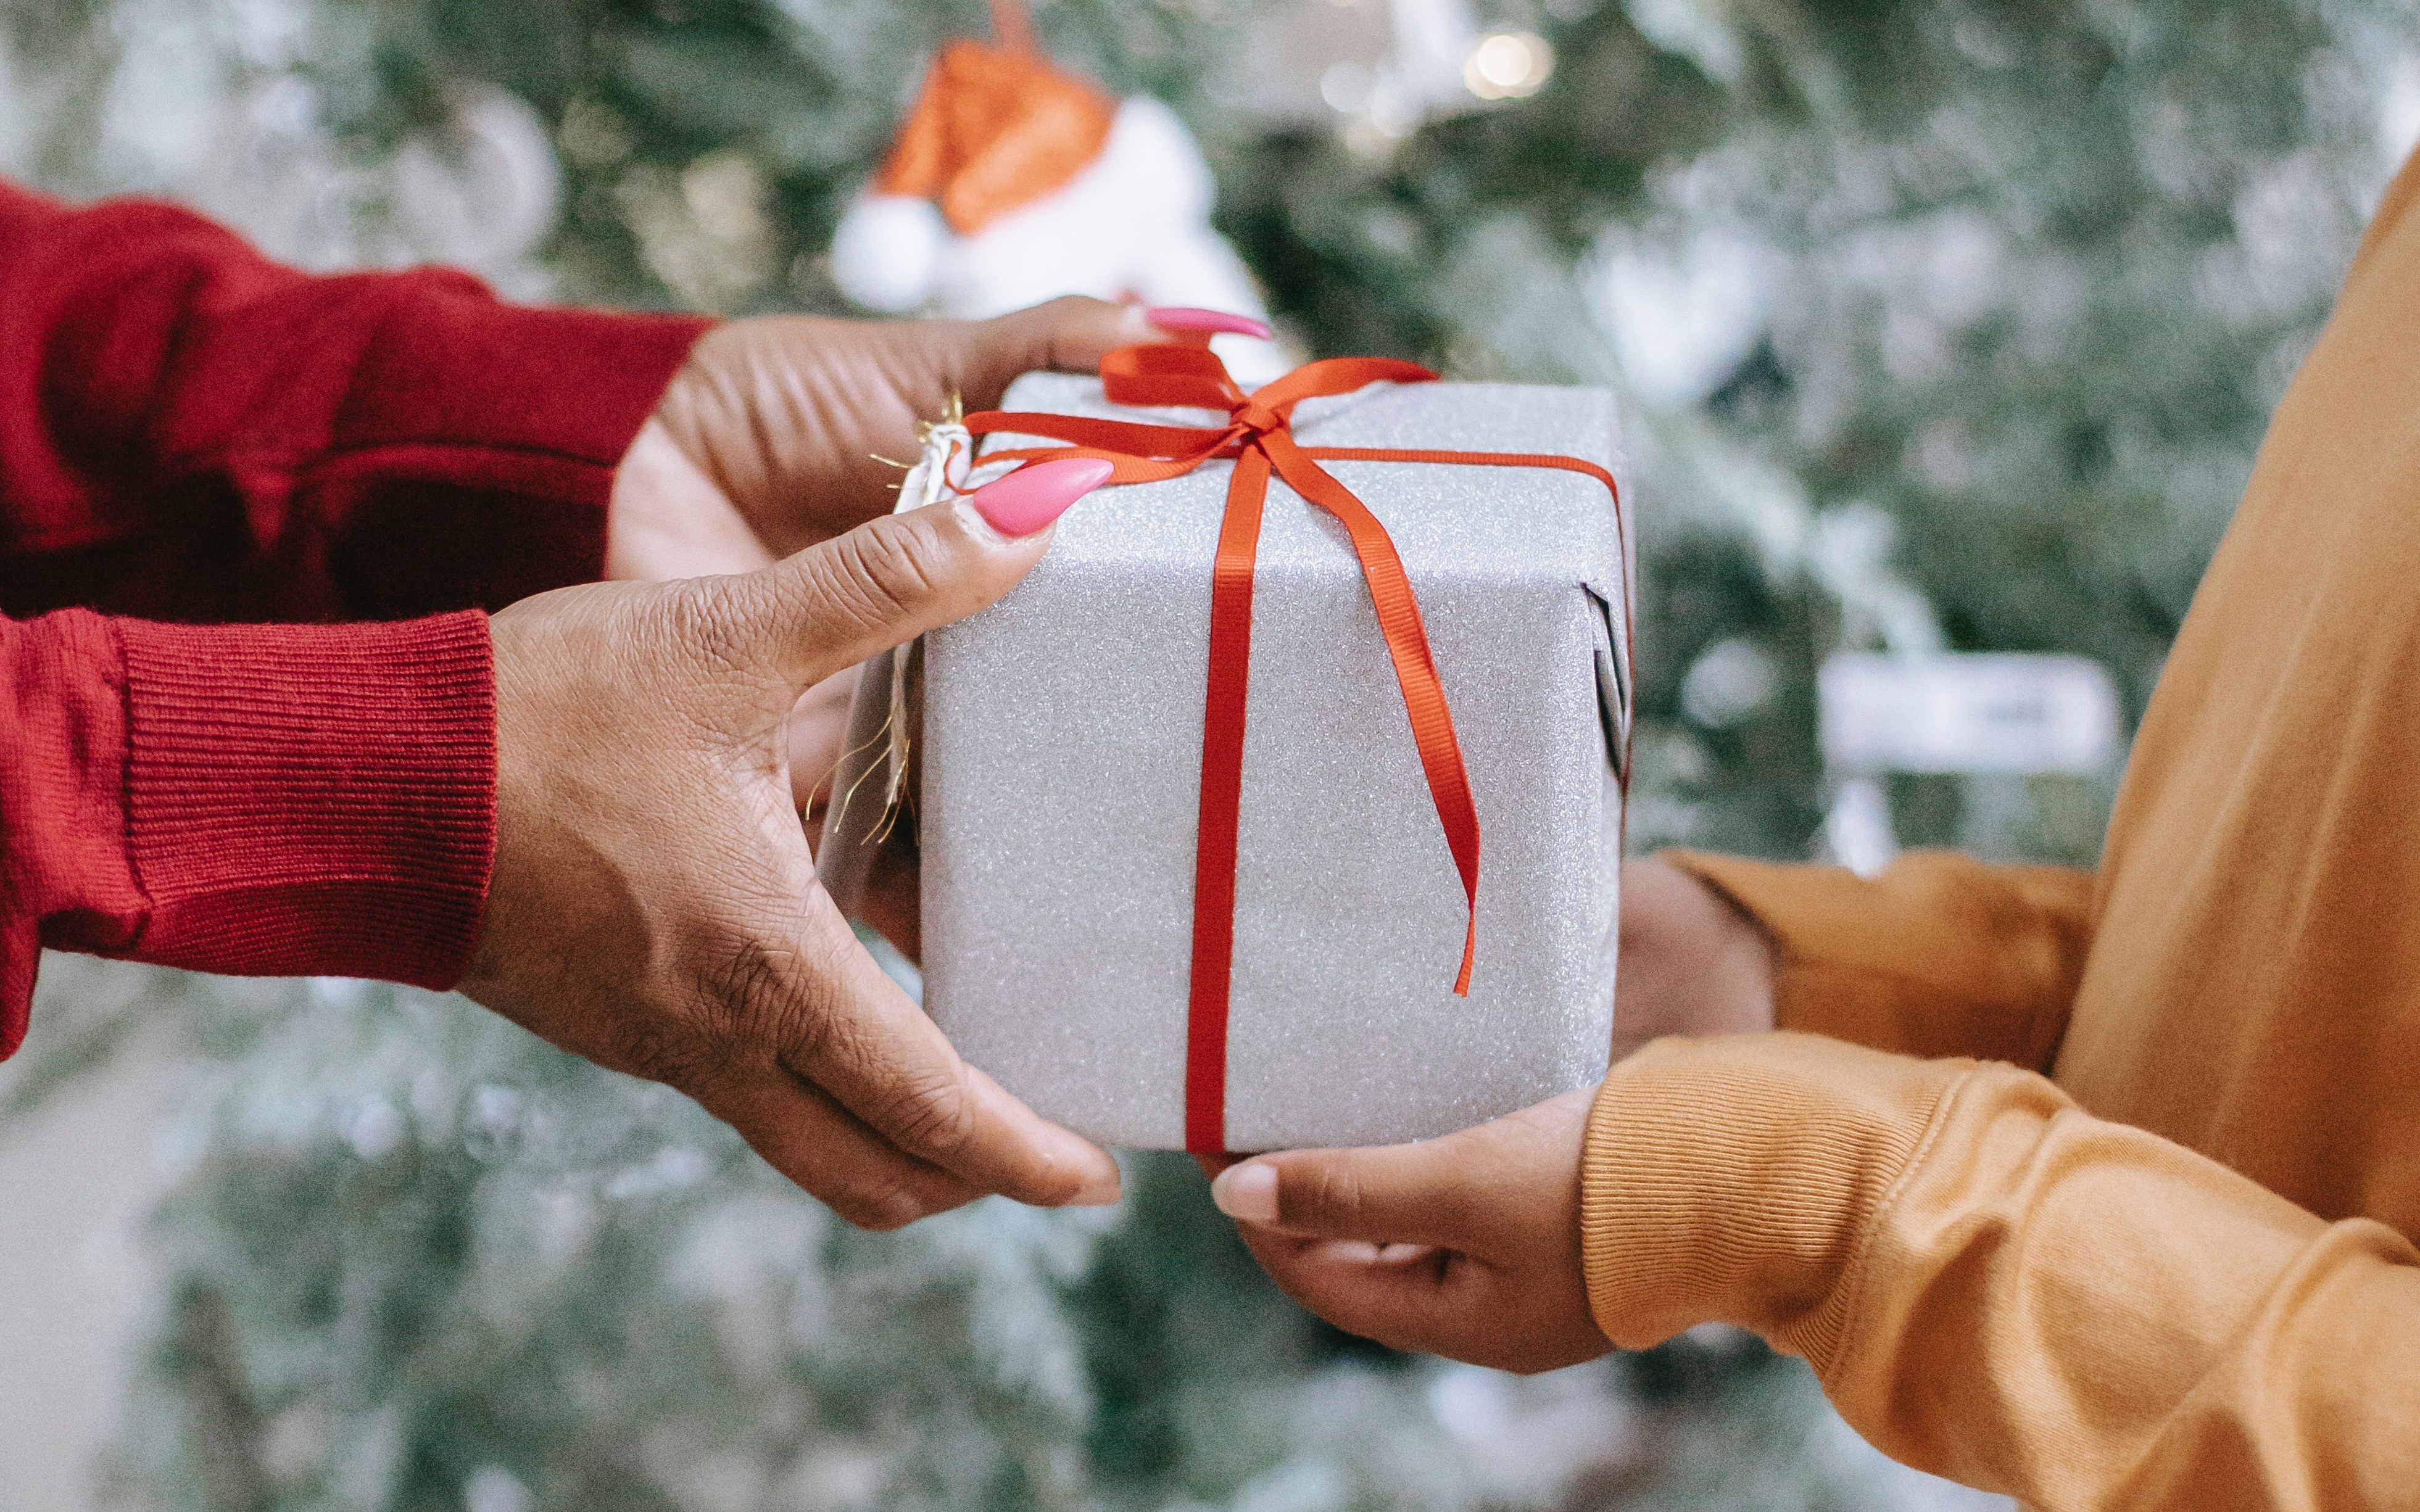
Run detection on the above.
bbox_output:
[919,373,1631,1151]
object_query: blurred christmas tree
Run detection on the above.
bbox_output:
[6,1,2418,1508]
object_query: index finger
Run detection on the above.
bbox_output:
[954,297,1162,408]
[771,894,1122,1208]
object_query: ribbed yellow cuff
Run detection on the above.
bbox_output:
[1662,849,2082,1069]
[1580,1032,1975,1370]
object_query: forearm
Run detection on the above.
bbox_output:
[0,179,709,624]
[1,607,496,1058]
[1584,1033,2420,1509]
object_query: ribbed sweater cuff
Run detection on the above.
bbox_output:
[1662,849,2079,1068]
[1580,1032,1975,1369]
[115,611,495,988]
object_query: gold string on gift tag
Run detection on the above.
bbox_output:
[847,395,976,840]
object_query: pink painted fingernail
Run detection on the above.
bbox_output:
[1210,1161,1280,1223]
[970,456,1115,537]
[1146,305,1274,340]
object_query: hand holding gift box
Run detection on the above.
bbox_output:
[822,342,1632,1153]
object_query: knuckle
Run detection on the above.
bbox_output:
[817,521,945,629]
[660,577,753,669]
[650,1012,771,1110]
[702,933,831,1067]
[868,1063,980,1163]
[1021,1155,1085,1207]
[1022,297,1087,366]
[645,579,793,719]
[623,1018,727,1102]
[1301,1163,1365,1231]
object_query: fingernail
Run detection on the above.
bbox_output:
[970,456,1114,537]
[1146,305,1274,341]
[1210,1161,1279,1223]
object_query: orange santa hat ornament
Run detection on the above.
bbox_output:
[831,0,1274,371]
[875,31,1114,236]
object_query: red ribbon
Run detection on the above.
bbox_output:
[966,345,1628,1153]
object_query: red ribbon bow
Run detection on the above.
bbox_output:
[966,344,1626,1153]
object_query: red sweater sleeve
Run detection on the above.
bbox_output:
[1,609,497,1056]
[0,180,710,621]
[0,181,711,1056]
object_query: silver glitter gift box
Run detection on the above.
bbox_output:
[840,371,1632,1152]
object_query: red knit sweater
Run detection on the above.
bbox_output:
[0,180,711,1057]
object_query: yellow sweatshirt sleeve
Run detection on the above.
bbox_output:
[1582,1033,2420,1510]
[1665,849,2094,1070]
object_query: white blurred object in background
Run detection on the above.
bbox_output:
[1820,777,1902,880]
[186,78,560,294]
[390,86,561,278]
[1820,653,2120,777]
[1817,653,2120,877]
[0,975,182,1512]
[1240,0,1552,143]
[1593,225,1778,411]
[1717,495,2124,875]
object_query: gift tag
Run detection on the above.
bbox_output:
[818,405,973,921]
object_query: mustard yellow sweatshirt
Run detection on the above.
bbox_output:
[1580,152,2420,1508]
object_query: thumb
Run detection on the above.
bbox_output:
[1210,1137,1477,1247]
[726,456,1111,692]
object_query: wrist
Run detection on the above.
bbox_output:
[1614,856,1778,1056]
[1697,864,1779,1031]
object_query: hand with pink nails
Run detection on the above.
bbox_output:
[606,296,1246,821]
[533,296,1196,1226]
[463,461,1114,1231]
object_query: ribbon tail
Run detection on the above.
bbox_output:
[1185,445,1273,1155]
[1306,445,1635,806]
